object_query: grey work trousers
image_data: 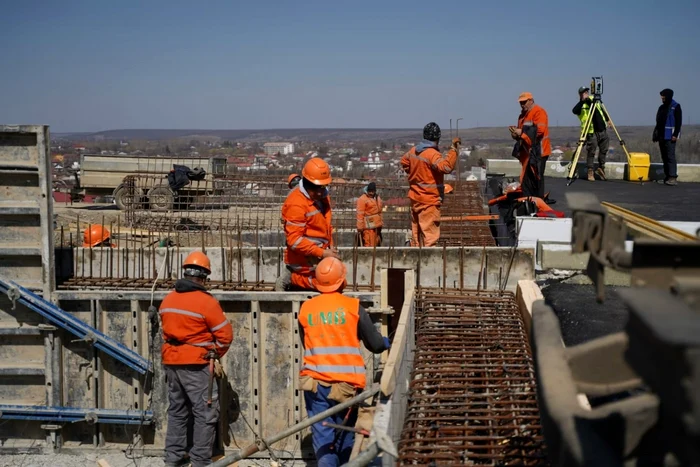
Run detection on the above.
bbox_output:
[585,130,609,169]
[164,364,219,467]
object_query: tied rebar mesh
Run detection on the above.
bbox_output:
[438,181,497,247]
[397,288,547,465]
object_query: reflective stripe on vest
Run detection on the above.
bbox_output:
[303,346,363,357]
[302,364,365,374]
[160,308,205,319]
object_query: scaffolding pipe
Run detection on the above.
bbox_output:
[208,385,381,467]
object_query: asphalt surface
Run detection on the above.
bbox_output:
[543,177,700,221]
[541,283,629,347]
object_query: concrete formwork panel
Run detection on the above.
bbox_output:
[0,290,378,455]
[0,125,54,295]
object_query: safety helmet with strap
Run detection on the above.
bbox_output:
[183,251,211,277]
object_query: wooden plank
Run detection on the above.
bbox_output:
[380,270,415,396]
[515,279,543,341]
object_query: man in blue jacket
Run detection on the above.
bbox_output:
[653,88,682,186]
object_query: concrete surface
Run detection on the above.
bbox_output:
[0,454,305,467]
[487,158,700,183]
[541,283,629,347]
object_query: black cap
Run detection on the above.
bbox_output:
[367,182,376,192]
[660,88,674,99]
[578,86,589,94]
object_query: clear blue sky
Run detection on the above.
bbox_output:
[1,0,698,133]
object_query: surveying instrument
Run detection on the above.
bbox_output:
[566,76,644,186]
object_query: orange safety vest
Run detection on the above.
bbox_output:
[400,145,458,206]
[159,287,233,365]
[281,186,333,274]
[356,193,383,230]
[298,292,366,389]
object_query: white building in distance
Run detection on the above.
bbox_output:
[263,142,295,156]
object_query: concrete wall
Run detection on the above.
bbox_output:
[70,246,536,292]
[487,158,700,182]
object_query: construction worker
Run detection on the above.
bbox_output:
[509,92,551,198]
[572,85,610,181]
[288,173,301,189]
[298,257,390,467]
[82,224,115,248]
[159,251,233,467]
[653,88,683,185]
[400,122,460,247]
[356,182,383,247]
[277,158,338,291]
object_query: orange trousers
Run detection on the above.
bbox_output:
[361,229,380,247]
[410,202,441,247]
[290,272,319,291]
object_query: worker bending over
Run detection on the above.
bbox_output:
[83,224,115,248]
[299,257,390,466]
[400,122,460,246]
[509,92,550,197]
[356,182,383,247]
[277,158,338,291]
[159,252,233,467]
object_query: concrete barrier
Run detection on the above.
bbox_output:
[69,246,536,291]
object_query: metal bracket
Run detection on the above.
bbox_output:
[7,286,20,310]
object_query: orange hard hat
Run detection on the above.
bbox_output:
[287,173,301,188]
[83,224,113,248]
[183,251,211,274]
[518,92,533,102]
[302,158,332,186]
[314,257,347,293]
[444,184,453,194]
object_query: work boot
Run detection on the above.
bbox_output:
[274,268,292,291]
[587,169,595,182]
[664,177,678,186]
[595,167,607,181]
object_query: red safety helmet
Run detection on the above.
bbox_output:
[314,257,347,293]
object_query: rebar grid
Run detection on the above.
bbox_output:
[397,288,547,465]
[438,181,497,247]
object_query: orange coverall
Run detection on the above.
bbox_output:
[281,186,333,290]
[356,193,383,246]
[516,104,551,197]
[400,142,457,246]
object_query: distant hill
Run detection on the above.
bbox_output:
[55,125,699,145]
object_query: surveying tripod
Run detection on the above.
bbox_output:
[566,77,644,186]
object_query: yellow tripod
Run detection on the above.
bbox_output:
[566,89,644,186]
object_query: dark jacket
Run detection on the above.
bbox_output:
[572,98,609,133]
[654,100,682,141]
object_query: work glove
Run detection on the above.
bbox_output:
[383,336,391,351]
[213,359,224,378]
[652,129,658,143]
[450,137,462,152]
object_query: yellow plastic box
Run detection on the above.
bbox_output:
[627,152,650,181]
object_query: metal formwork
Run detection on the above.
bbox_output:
[0,289,379,456]
[0,125,54,295]
[396,288,547,465]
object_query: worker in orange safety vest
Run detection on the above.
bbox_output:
[400,122,460,247]
[83,224,115,248]
[276,158,338,291]
[298,257,390,466]
[159,251,233,467]
[356,182,383,247]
